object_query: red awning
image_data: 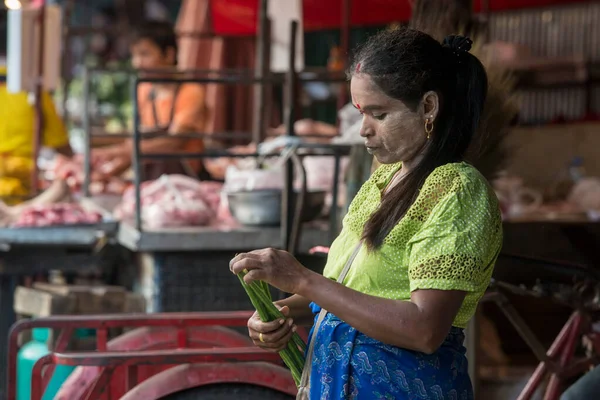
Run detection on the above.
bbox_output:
[211,0,593,36]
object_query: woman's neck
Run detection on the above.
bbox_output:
[400,139,431,177]
[399,155,424,178]
[383,152,426,194]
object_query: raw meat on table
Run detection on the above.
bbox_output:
[12,203,103,227]
[114,175,232,229]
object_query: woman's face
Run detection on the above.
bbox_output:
[350,74,429,165]
[130,39,175,71]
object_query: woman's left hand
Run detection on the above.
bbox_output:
[230,248,311,294]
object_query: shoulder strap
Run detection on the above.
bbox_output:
[335,241,362,285]
[296,240,363,399]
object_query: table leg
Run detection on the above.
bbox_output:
[0,274,18,399]
[466,309,480,398]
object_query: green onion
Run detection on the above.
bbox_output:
[237,269,306,386]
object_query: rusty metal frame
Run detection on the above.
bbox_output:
[30,347,282,400]
[7,311,256,400]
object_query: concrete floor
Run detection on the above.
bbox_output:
[480,378,544,400]
[477,366,546,400]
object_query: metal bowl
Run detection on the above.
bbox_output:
[227,189,326,226]
[227,190,282,226]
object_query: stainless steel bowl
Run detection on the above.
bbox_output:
[227,190,282,226]
[227,189,326,226]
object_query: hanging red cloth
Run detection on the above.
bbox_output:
[211,0,595,35]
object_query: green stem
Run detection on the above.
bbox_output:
[236,271,305,386]
[292,334,307,353]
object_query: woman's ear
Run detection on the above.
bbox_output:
[421,91,440,122]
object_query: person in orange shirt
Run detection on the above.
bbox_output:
[92,20,207,181]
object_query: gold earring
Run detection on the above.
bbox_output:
[425,119,434,139]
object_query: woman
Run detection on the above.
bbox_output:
[230,28,502,399]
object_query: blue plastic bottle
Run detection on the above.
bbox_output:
[17,328,76,400]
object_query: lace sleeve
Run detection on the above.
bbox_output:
[407,177,502,293]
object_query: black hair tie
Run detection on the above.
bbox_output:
[442,35,473,63]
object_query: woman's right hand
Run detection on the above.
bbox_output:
[247,305,296,352]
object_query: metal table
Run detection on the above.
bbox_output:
[117,221,330,314]
[117,221,330,253]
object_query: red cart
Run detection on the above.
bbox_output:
[7,311,309,399]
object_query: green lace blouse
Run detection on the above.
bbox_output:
[322,162,502,328]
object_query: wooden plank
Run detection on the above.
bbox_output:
[13,286,76,317]
[32,283,128,314]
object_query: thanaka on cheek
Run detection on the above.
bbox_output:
[376,111,426,165]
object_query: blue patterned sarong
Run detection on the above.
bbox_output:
[306,302,473,400]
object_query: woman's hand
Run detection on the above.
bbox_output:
[247,305,296,352]
[230,248,313,295]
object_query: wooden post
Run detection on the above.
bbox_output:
[31,1,47,197]
[466,308,480,398]
[336,0,351,116]
[60,0,74,127]
[252,0,270,145]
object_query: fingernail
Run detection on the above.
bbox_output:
[279,319,285,325]
[292,325,297,332]
[288,319,293,327]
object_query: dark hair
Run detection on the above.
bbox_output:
[130,20,178,62]
[349,27,488,249]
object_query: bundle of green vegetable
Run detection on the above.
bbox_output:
[237,269,306,386]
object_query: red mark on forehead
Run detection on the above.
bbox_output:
[355,63,361,73]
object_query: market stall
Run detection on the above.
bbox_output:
[73,45,356,312]
[113,81,352,309]
[4,1,600,399]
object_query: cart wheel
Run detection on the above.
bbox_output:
[161,383,294,399]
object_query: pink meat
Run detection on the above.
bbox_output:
[12,203,104,227]
[114,175,229,228]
